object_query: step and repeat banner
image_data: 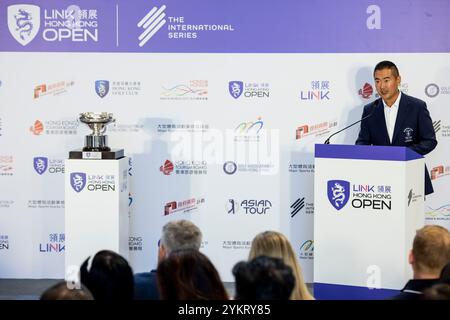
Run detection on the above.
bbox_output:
[1,0,449,281]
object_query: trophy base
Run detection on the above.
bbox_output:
[69,148,124,160]
[82,146,111,152]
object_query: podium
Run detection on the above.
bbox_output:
[64,155,129,273]
[314,144,425,299]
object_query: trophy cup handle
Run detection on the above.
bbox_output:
[100,126,107,135]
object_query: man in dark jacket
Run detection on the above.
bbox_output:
[356,60,437,195]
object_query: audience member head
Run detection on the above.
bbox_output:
[80,250,134,301]
[158,219,202,263]
[423,283,450,300]
[440,262,450,284]
[40,281,93,300]
[232,255,295,300]
[249,230,313,299]
[409,225,450,279]
[157,249,228,300]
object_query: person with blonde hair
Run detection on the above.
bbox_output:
[249,230,314,300]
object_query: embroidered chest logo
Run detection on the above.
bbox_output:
[403,127,413,143]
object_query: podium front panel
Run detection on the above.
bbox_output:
[314,145,424,299]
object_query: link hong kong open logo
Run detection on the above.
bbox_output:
[8,5,40,46]
[33,157,48,175]
[70,172,86,192]
[327,180,350,211]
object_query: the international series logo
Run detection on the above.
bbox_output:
[138,5,167,47]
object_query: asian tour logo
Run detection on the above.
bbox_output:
[327,180,350,211]
[95,80,109,98]
[8,5,40,46]
[70,172,86,192]
[33,157,48,175]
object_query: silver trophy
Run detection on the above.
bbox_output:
[79,112,115,151]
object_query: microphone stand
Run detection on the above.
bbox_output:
[324,100,379,144]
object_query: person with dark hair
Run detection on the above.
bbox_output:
[157,249,229,300]
[80,250,134,301]
[423,284,450,300]
[422,261,450,300]
[391,225,450,300]
[439,261,450,284]
[134,219,202,300]
[356,60,437,195]
[40,281,93,300]
[232,256,295,300]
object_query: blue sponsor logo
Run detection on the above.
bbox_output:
[33,157,48,175]
[229,81,243,99]
[95,80,109,98]
[70,172,86,192]
[327,180,350,210]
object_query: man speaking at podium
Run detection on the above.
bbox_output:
[356,61,437,195]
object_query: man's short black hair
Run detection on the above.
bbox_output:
[374,60,400,77]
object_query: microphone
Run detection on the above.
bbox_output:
[324,100,379,144]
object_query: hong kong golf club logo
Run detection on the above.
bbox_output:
[95,80,110,98]
[327,180,350,210]
[70,172,86,192]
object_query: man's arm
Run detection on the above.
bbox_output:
[355,106,371,145]
[409,102,437,155]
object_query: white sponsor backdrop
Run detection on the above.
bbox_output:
[0,53,449,281]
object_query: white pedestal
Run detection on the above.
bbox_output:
[64,157,129,271]
[314,144,424,299]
